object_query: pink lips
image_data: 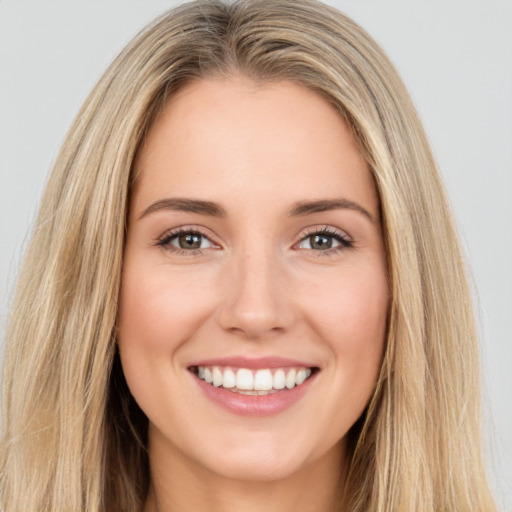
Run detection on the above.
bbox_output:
[188,355,315,369]
[188,356,318,417]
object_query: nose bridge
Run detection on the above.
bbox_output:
[217,235,294,338]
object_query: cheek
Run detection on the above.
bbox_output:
[116,258,219,418]
[304,260,387,331]
[337,272,387,359]
[300,262,388,387]
[117,260,215,355]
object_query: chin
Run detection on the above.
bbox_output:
[188,428,340,484]
[201,450,310,483]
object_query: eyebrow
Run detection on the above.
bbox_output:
[139,198,227,219]
[287,198,375,222]
[138,196,374,222]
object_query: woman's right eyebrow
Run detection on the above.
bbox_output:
[138,198,227,220]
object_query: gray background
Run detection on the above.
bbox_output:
[0,1,510,509]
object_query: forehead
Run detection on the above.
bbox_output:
[132,76,378,218]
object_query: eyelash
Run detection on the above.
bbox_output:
[156,225,353,257]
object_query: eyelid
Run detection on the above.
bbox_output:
[298,225,352,243]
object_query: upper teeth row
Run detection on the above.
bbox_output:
[197,366,312,391]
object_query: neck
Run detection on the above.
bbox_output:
[144,432,348,512]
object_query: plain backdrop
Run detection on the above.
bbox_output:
[0,1,511,509]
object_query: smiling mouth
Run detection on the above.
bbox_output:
[190,365,318,395]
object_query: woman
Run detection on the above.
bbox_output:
[0,1,498,511]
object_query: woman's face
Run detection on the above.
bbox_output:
[118,77,388,482]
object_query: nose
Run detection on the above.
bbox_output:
[217,246,295,339]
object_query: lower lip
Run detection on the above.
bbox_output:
[192,372,317,417]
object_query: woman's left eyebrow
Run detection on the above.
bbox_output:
[138,198,227,220]
[287,198,375,222]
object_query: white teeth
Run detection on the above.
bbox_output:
[212,367,223,387]
[254,369,273,391]
[236,369,254,390]
[273,369,286,389]
[195,365,314,393]
[223,368,236,388]
[296,368,307,386]
[285,368,296,389]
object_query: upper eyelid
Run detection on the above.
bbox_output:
[298,225,352,241]
[158,225,217,242]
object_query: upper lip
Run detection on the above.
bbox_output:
[188,356,318,370]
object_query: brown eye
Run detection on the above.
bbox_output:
[158,229,215,251]
[299,233,341,251]
[177,233,203,250]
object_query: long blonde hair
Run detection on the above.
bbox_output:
[1,1,496,510]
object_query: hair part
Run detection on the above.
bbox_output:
[1,1,496,511]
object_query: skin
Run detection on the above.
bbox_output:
[117,76,389,512]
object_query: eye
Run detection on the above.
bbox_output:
[172,232,211,250]
[299,233,339,250]
[296,227,352,253]
[157,228,217,252]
